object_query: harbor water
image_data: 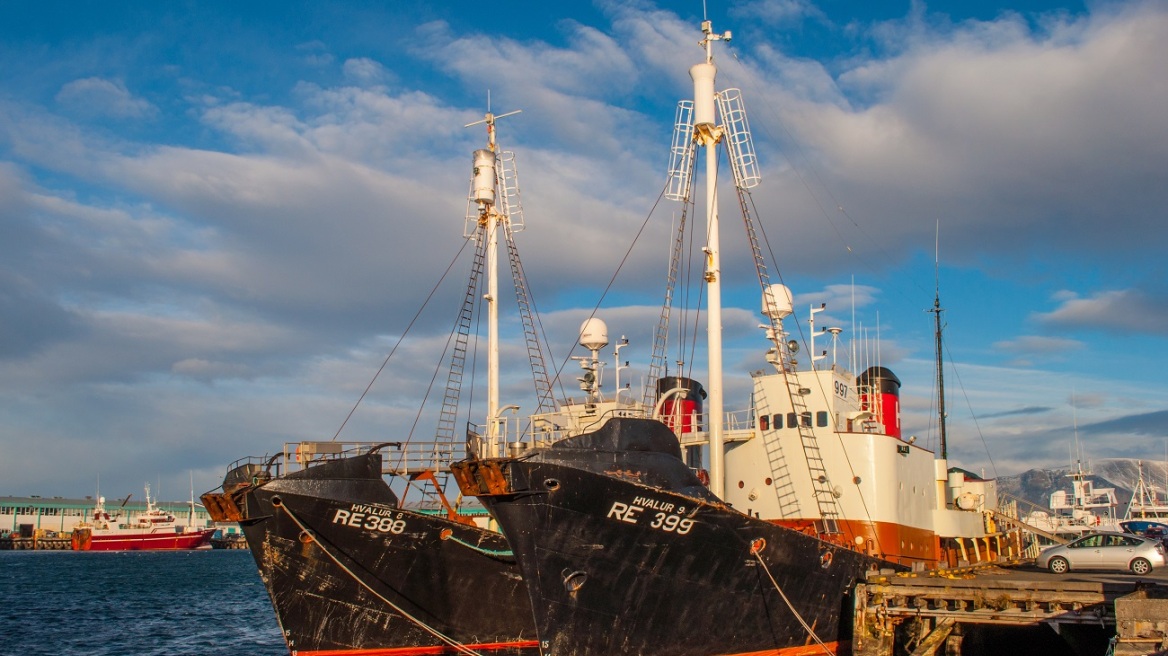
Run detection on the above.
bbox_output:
[0,549,285,655]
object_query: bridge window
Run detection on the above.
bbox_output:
[817,411,828,427]
[759,415,769,430]
[773,414,783,429]
[801,412,812,427]
[787,412,797,428]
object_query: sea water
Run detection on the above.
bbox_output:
[0,549,285,655]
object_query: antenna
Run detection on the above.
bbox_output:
[850,277,857,374]
[809,303,827,370]
[929,221,947,459]
[1072,390,1081,464]
[465,108,524,237]
[614,335,630,403]
[827,327,843,367]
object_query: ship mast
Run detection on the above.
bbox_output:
[692,21,731,498]
[929,227,947,459]
[467,108,520,457]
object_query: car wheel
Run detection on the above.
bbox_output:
[1048,556,1069,574]
[1131,558,1152,575]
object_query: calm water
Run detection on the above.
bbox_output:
[0,549,286,655]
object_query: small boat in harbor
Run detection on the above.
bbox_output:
[71,484,214,551]
[1125,460,1168,522]
[1022,459,1121,537]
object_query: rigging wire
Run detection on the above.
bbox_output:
[331,238,472,443]
[277,504,489,656]
[546,179,673,395]
[749,540,833,655]
[740,185,884,551]
[718,45,994,483]
[945,336,999,480]
[720,46,932,304]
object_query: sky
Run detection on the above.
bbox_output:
[2,0,1166,500]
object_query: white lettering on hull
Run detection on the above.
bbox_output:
[606,497,695,535]
[331,505,407,534]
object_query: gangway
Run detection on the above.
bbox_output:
[990,509,1070,546]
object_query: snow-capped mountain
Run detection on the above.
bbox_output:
[997,459,1168,515]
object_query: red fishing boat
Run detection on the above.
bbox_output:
[71,484,214,551]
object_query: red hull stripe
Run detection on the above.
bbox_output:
[81,530,214,551]
[295,641,540,655]
[725,641,844,655]
[294,641,835,656]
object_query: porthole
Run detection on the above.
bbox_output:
[562,570,587,592]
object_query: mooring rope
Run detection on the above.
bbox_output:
[278,503,485,656]
[749,538,834,655]
[442,532,514,558]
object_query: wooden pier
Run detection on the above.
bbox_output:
[0,535,72,550]
[853,565,1168,655]
[210,534,248,549]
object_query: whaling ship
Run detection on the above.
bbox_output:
[203,444,536,655]
[453,19,1007,656]
[201,112,550,655]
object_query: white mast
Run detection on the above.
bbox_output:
[692,21,731,498]
[466,107,520,457]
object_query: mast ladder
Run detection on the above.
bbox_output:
[427,223,489,504]
[753,379,803,517]
[502,221,555,414]
[497,151,525,230]
[736,187,841,533]
[643,204,692,410]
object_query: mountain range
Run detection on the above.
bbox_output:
[996,458,1168,517]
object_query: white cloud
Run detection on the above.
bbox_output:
[992,335,1084,354]
[55,78,157,119]
[763,3,1168,265]
[1036,289,1168,334]
[342,57,389,85]
[730,0,826,26]
[296,40,335,67]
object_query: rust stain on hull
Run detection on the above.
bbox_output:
[201,490,245,522]
[451,460,512,496]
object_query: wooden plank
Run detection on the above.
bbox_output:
[910,617,956,656]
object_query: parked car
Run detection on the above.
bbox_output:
[1037,531,1167,575]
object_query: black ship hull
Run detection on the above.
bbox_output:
[454,418,892,656]
[209,453,539,655]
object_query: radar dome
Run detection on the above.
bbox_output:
[579,318,609,351]
[762,284,793,319]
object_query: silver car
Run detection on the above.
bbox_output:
[1037,531,1167,575]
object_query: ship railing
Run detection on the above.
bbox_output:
[267,440,468,477]
[673,408,755,446]
[521,401,653,447]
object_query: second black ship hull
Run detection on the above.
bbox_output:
[206,453,539,656]
[454,418,893,656]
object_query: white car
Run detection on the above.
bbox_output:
[1036,531,1167,575]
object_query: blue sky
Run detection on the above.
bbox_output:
[2,0,1166,499]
